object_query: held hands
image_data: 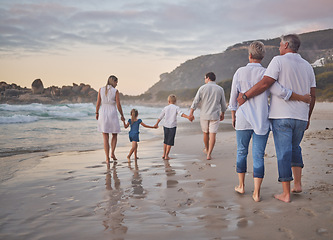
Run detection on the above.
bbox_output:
[153,124,159,129]
[188,115,195,122]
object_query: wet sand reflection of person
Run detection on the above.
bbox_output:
[128,159,146,199]
[103,162,127,238]
[163,159,178,188]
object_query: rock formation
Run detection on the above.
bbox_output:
[31,79,44,94]
[0,80,98,104]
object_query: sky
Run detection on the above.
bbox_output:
[1,0,333,95]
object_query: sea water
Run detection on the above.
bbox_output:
[0,103,196,182]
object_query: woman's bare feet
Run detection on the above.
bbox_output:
[164,156,170,160]
[111,155,117,161]
[206,155,212,160]
[235,185,245,194]
[274,193,291,203]
[252,193,261,202]
[106,157,110,164]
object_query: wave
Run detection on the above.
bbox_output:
[0,115,39,124]
[0,103,95,112]
[0,103,96,124]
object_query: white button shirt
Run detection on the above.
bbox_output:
[229,63,292,135]
[191,81,227,120]
[265,53,316,121]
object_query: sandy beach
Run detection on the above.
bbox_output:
[0,102,332,240]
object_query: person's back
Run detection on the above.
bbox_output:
[193,81,226,120]
[266,53,315,121]
[100,85,117,105]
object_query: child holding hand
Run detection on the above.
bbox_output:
[123,109,156,160]
[154,94,192,160]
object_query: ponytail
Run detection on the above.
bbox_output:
[130,109,138,125]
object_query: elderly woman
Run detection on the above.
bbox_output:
[228,41,310,202]
[96,75,125,163]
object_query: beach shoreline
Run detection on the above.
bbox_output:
[0,102,332,240]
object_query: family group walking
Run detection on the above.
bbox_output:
[96,34,316,203]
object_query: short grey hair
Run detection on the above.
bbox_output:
[248,41,265,60]
[280,34,301,52]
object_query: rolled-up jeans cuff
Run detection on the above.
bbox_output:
[291,163,304,168]
[278,176,293,182]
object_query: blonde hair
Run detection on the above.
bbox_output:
[130,109,138,125]
[248,41,265,60]
[168,94,177,104]
[105,75,118,96]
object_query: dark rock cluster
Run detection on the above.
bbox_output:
[0,79,97,104]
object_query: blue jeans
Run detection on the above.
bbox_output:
[271,119,307,182]
[236,130,269,178]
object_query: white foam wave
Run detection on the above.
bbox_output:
[0,115,39,124]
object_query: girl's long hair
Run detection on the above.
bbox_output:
[130,109,138,125]
[105,75,118,96]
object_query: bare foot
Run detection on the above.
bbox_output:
[235,185,245,194]
[291,186,302,193]
[162,155,165,159]
[203,148,207,154]
[206,155,211,160]
[106,157,110,164]
[164,156,170,160]
[111,155,117,161]
[274,193,291,203]
[252,193,261,202]
[127,155,131,161]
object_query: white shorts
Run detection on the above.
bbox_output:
[200,119,220,133]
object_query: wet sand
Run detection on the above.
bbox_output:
[0,102,332,240]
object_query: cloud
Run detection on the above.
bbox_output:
[1,0,332,59]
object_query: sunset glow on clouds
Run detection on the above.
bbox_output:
[1,0,332,95]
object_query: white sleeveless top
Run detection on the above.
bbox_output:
[97,85,121,133]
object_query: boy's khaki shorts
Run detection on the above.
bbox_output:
[200,119,220,133]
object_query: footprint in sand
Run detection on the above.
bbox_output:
[197,181,205,188]
[297,207,317,217]
[316,228,329,237]
[253,209,270,219]
[278,227,294,239]
[237,217,248,228]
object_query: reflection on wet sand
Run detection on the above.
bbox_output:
[163,159,178,188]
[103,161,128,239]
[128,160,146,199]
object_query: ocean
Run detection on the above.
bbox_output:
[0,103,206,182]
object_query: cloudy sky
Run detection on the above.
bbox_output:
[1,0,332,95]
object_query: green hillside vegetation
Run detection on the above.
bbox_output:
[121,62,333,103]
[314,63,333,101]
[120,29,333,104]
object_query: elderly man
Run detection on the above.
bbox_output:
[237,34,316,202]
[189,72,227,160]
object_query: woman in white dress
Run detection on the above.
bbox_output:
[96,75,125,162]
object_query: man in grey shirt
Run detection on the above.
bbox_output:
[189,72,227,160]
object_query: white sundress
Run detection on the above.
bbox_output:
[97,85,121,133]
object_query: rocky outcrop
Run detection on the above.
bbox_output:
[31,79,44,94]
[0,80,98,104]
